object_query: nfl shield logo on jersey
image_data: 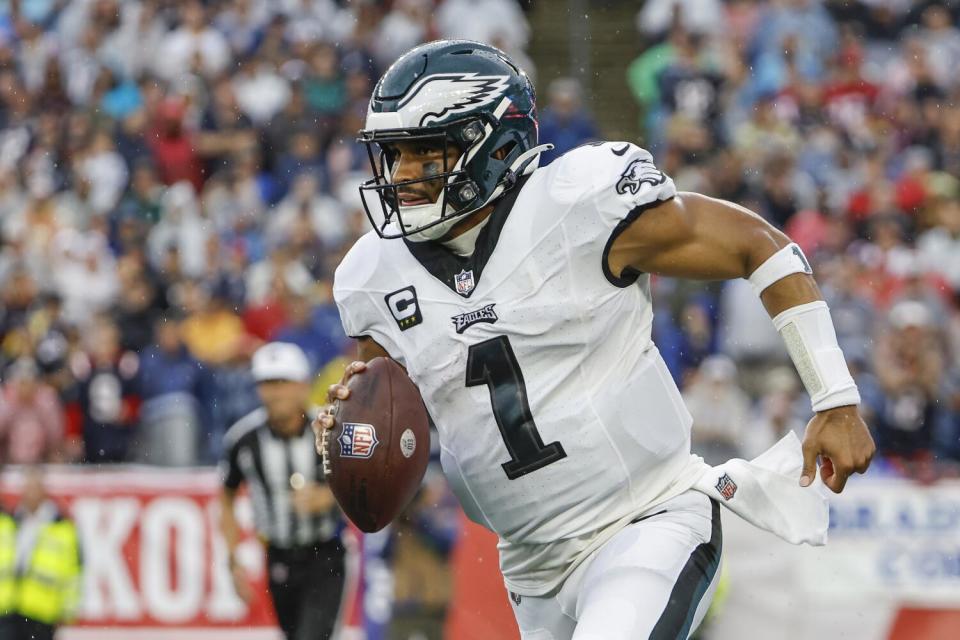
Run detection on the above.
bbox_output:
[338,423,380,459]
[715,473,738,501]
[455,269,475,296]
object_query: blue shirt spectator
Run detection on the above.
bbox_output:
[538,78,600,165]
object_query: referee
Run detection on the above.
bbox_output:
[219,342,345,640]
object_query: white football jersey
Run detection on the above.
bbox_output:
[334,143,703,594]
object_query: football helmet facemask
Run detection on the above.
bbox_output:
[358,40,551,242]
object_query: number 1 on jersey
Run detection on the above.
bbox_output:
[466,336,567,480]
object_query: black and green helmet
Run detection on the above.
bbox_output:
[358,39,548,241]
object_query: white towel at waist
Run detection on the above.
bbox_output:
[690,431,829,546]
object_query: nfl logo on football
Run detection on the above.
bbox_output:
[455,269,475,296]
[339,423,380,459]
[715,473,738,501]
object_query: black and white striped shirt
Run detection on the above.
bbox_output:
[221,407,338,548]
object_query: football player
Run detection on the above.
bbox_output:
[316,40,874,639]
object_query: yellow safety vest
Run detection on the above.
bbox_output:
[13,517,81,625]
[0,513,15,614]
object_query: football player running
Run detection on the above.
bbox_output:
[316,40,874,639]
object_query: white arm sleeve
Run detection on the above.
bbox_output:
[773,301,861,412]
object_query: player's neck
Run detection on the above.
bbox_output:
[438,205,494,257]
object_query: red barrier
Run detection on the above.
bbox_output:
[446,514,519,640]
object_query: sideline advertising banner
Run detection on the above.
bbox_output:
[711,477,960,640]
[0,466,370,640]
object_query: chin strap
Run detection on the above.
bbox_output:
[513,143,554,176]
[484,143,555,206]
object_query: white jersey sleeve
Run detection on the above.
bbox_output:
[545,141,677,285]
[332,231,406,363]
[552,142,676,223]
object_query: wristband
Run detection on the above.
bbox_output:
[772,301,861,412]
[748,243,813,296]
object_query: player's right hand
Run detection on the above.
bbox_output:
[313,361,368,449]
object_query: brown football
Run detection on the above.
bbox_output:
[324,357,430,532]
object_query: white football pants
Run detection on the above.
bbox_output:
[509,491,722,640]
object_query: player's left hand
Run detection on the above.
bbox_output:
[800,405,875,493]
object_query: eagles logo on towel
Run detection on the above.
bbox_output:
[715,473,738,500]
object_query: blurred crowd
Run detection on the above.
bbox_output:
[0,0,955,524]
[616,0,960,476]
[0,0,533,468]
[0,0,954,635]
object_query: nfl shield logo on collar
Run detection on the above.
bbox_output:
[455,269,475,296]
[715,473,738,501]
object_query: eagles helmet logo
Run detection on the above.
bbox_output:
[616,158,666,195]
[397,73,511,126]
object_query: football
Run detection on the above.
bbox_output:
[323,357,431,532]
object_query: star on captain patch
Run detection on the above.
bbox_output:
[454,269,475,296]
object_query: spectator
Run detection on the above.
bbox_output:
[153,0,231,83]
[372,0,432,71]
[70,316,140,464]
[110,272,158,353]
[114,159,164,227]
[274,130,325,199]
[267,172,346,250]
[538,78,599,166]
[820,255,877,366]
[919,5,960,91]
[872,301,945,458]
[75,129,129,216]
[146,181,209,278]
[919,197,960,292]
[656,31,725,139]
[179,281,247,367]
[0,358,64,464]
[232,55,292,126]
[245,244,313,308]
[51,229,119,327]
[197,78,256,176]
[302,43,346,117]
[137,313,209,465]
[148,98,204,192]
[636,0,726,40]
[98,0,166,81]
[684,355,751,464]
[743,367,807,459]
[436,0,529,57]
[274,286,345,373]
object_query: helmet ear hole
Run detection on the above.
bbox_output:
[492,140,516,161]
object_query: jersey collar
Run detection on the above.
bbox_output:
[403,175,529,299]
